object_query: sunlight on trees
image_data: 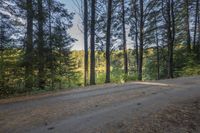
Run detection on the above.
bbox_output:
[0,0,200,97]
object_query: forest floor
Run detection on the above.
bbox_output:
[0,76,200,133]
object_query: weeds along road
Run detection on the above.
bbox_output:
[0,76,200,133]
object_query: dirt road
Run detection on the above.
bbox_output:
[0,77,200,133]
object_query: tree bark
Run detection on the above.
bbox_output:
[37,0,45,89]
[0,20,5,89]
[105,0,112,83]
[84,0,88,86]
[138,0,144,81]
[185,0,191,53]
[122,0,128,79]
[197,10,200,59]
[166,0,175,79]
[132,0,139,76]
[193,0,199,51]
[48,0,54,89]
[154,15,160,80]
[90,0,96,85]
[25,0,33,90]
[0,49,4,89]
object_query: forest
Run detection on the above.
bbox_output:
[0,0,200,97]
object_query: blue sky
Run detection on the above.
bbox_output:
[59,0,132,50]
[60,0,76,12]
[60,0,83,50]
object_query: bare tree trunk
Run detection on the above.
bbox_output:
[166,0,175,79]
[0,19,5,89]
[0,49,4,89]
[37,0,45,89]
[138,0,144,81]
[171,0,175,77]
[25,0,33,90]
[122,0,128,79]
[135,2,139,76]
[154,15,160,80]
[197,12,200,59]
[185,0,191,53]
[132,0,139,76]
[193,0,199,51]
[84,0,88,86]
[59,48,62,90]
[90,0,96,85]
[48,0,54,89]
[105,0,112,83]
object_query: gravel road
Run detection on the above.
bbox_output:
[0,76,200,133]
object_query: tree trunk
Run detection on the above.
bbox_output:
[185,0,191,53]
[171,0,175,78]
[25,0,33,90]
[197,11,200,59]
[0,49,4,89]
[84,0,88,86]
[37,0,45,89]
[122,0,128,79]
[48,0,54,89]
[90,0,96,85]
[132,0,139,76]
[166,0,175,79]
[105,0,112,83]
[0,20,4,89]
[59,48,62,89]
[154,15,160,80]
[193,0,199,51]
[138,0,144,81]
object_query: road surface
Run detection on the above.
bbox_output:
[0,77,200,133]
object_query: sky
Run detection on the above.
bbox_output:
[59,0,132,50]
[60,0,84,50]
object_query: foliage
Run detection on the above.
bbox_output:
[0,0,200,98]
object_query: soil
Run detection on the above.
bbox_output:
[0,76,200,133]
[102,99,200,133]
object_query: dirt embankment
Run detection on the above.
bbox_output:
[102,99,200,133]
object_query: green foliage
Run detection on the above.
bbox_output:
[1,46,200,98]
[143,48,168,80]
[176,49,200,76]
[1,0,200,98]
[143,46,200,80]
[181,64,200,76]
[0,49,82,98]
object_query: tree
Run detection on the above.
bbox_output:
[129,0,159,80]
[161,0,175,78]
[84,0,89,86]
[0,0,22,96]
[197,9,200,59]
[193,0,199,51]
[47,0,55,89]
[167,0,175,79]
[129,0,139,76]
[90,0,96,85]
[105,0,113,83]
[0,17,6,90]
[138,0,144,81]
[185,0,191,53]
[0,0,77,96]
[52,18,77,89]
[37,0,45,89]
[154,13,160,80]
[24,0,34,90]
[1,0,200,97]
[122,0,128,78]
